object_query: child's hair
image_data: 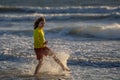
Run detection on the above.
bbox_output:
[34,17,45,29]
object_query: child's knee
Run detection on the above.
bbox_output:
[48,52,54,57]
[39,58,43,63]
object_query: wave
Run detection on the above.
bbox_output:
[47,23,120,39]
[0,5,120,21]
[0,23,120,40]
[0,5,120,14]
[0,13,120,22]
[0,5,34,13]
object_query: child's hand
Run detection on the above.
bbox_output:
[44,41,48,45]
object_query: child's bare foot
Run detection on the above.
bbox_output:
[63,67,70,72]
[65,68,70,72]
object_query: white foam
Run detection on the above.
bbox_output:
[19,52,70,75]
[65,23,120,39]
[87,23,120,39]
[39,52,70,75]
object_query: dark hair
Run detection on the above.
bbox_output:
[34,17,45,29]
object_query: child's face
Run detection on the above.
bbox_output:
[38,21,45,28]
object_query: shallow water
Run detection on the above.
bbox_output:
[0,35,120,80]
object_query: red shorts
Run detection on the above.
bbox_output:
[34,47,51,60]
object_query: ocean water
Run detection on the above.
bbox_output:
[0,0,120,80]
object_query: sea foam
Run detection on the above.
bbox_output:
[38,52,70,75]
[48,23,120,39]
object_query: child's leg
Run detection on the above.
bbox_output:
[45,47,70,71]
[52,54,70,71]
[34,58,43,75]
[48,51,70,71]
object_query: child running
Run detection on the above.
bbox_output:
[33,17,70,75]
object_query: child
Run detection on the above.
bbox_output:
[34,17,70,75]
